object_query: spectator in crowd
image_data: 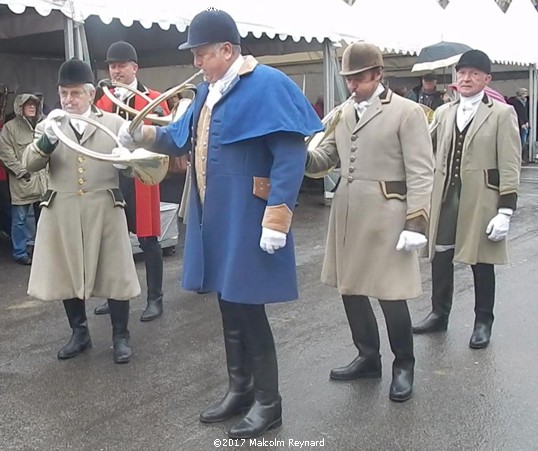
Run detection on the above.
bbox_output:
[313,95,324,119]
[507,88,529,147]
[407,72,445,111]
[0,94,48,265]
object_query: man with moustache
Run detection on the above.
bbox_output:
[94,41,170,322]
[412,50,521,349]
[23,59,140,363]
[306,42,434,402]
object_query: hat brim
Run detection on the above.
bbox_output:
[339,65,382,76]
[178,41,212,50]
[105,58,138,63]
[455,64,490,74]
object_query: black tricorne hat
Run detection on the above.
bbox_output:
[178,9,240,50]
[456,50,491,74]
[106,41,138,63]
[58,58,94,86]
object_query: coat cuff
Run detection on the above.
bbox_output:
[262,204,293,234]
[404,209,428,235]
[498,192,517,211]
[36,135,58,155]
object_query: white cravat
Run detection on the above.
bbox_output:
[70,106,91,135]
[205,55,245,111]
[114,78,138,102]
[354,84,385,119]
[457,90,484,131]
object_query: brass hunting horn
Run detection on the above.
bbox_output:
[50,114,169,186]
[97,70,202,132]
[128,70,203,134]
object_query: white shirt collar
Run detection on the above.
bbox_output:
[70,106,92,134]
[459,90,484,109]
[215,55,245,92]
[354,83,385,117]
[457,90,484,131]
[206,55,245,110]
[114,78,138,101]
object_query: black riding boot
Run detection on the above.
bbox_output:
[330,295,382,380]
[58,298,92,359]
[228,304,281,439]
[139,236,164,322]
[200,299,254,423]
[380,300,415,402]
[108,299,133,363]
[469,264,495,349]
[413,249,454,334]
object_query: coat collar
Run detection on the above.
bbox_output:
[464,94,493,146]
[352,86,393,133]
[441,93,493,152]
[79,105,103,145]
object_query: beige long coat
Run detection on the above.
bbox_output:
[23,107,140,301]
[429,95,521,265]
[307,89,434,300]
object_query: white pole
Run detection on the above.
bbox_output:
[63,17,74,61]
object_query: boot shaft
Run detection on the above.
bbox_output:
[472,263,495,324]
[431,249,455,315]
[108,299,130,338]
[342,295,381,358]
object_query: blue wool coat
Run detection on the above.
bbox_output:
[154,60,322,304]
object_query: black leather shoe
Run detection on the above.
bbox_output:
[389,363,414,402]
[94,301,110,315]
[200,391,254,423]
[412,312,448,334]
[15,256,32,265]
[227,399,282,439]
[469,322,492,349]
[140,299,163,322]
[330,355,381,381]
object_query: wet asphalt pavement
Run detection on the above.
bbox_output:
[1,169,538,451]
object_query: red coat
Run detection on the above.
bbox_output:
[96,82,170,237]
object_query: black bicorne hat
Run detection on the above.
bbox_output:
[178,9,241,50]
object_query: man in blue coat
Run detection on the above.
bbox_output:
[118,9,322,439]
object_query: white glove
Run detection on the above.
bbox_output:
[118,121,143,149]
[486,208,512,242]
[43,109,67,144]
[396,230,428,252]
[260,227,287,254]
[113,163,128,170]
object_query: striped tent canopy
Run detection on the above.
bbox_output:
[438,0,538,12]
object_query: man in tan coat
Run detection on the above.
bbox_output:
[306,42,434,402]
[23,59,141,363]
[413,50,521,349]
[0,93,48,264]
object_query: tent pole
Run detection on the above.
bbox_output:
[64,17,75,61]
[323,39,335,115]
[78,23,91,65]
[530,66,537,162]
[323,39,337,205]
